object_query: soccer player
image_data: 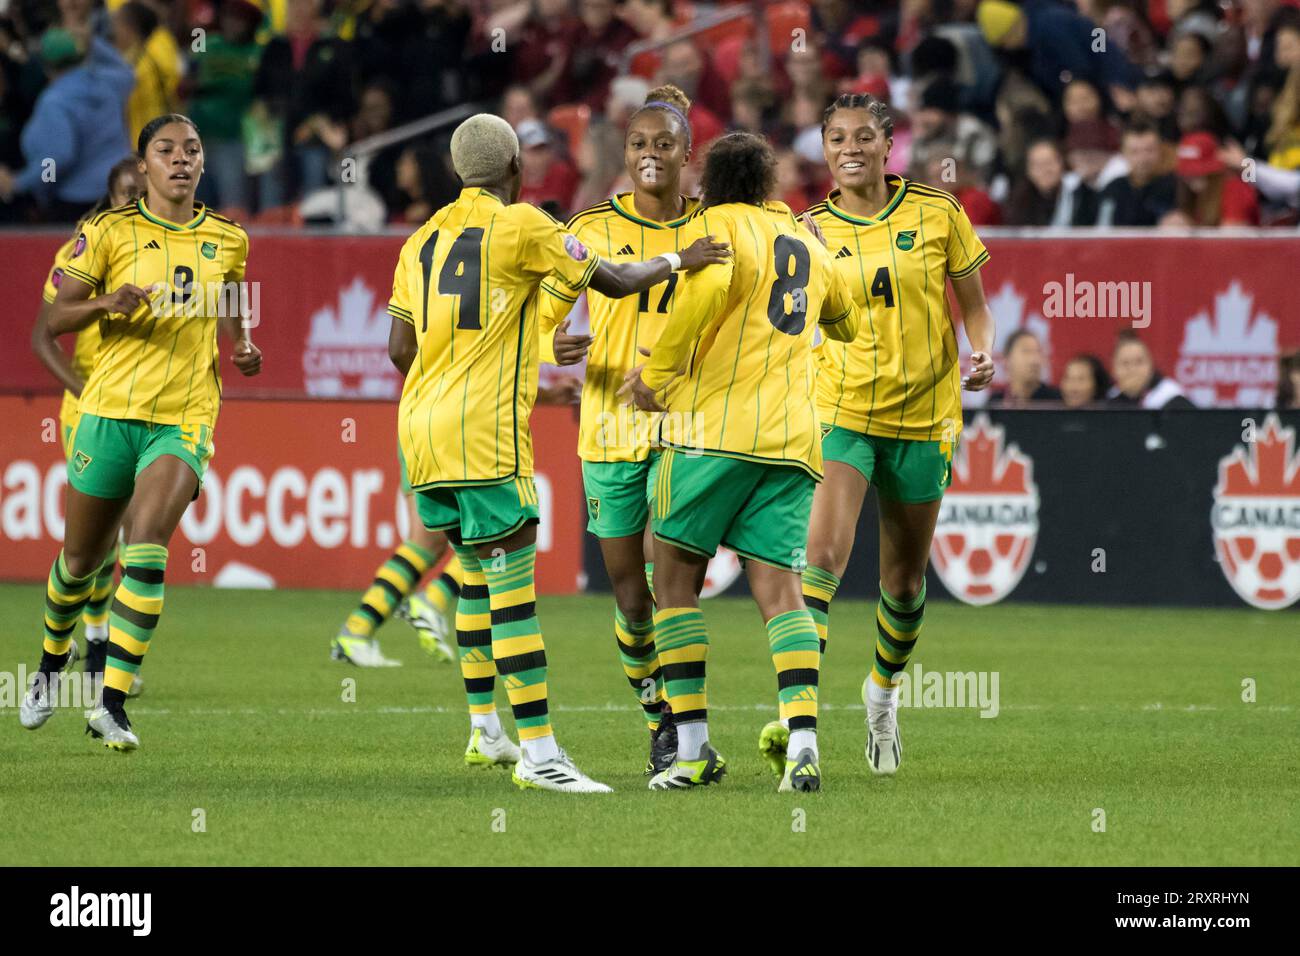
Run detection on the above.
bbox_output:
[19,114,262,751]
[30,156,146,696]
[621,131,861,793]
[385,113,728,793]
[793,93,995,776]
[535,84,702,775]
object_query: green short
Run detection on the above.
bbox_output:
[648,449,814,571]
[397,443,412,496]
[415,476,540,545]
[821,425,955,503]
[582,458,652,538]
[66,413,213,500]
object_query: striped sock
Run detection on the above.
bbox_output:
[870,581,926,700]
[103,543,168,705]
[614,609,662,731]
[767,609,822,754]
[482,544,555,758]
[801,565,840,656]
[82,556,117,642]
[40,552,96,670]
[450,545,498,732]
[345,540,435,637]
[654,607,709,758]
[422,554,464,616]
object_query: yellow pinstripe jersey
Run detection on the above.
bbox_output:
[537,192,700,463]
[44,232,104,427]
[389,188,602,488]
[63,199,249,429]
[641,201,859,479]
[807,176,989,442]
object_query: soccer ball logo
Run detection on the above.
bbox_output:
[1211,414,1300,610]
[931,415,1039,605]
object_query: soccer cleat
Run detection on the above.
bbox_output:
[85,705,139,752]
[864,677,902,775]
[330,630,401,668]
[512,749,612,793]
[19,643,80,731]
[778,747,822,793]
[395,595,455,662]
[128,674,145,698]
[758,719,789,777]
[645,705,677,774]
[648,743,727,790]
[464,726,521,767]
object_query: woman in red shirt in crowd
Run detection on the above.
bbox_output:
[1163,131,1261,226]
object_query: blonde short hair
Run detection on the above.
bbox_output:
[450,114,519,183]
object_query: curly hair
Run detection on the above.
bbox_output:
[821,93,894,139]
[700,132,776,207]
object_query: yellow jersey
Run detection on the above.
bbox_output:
[537,192,700,463]
[641,201,859,479]
[63,199,249,429]
[389,188,602,488]
[806,176,989,442]
[44,233,104,427]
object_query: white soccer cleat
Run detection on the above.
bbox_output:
[19,643,80,731]
[464,726,521,767]
[331,631,402,668]
[512,748,612,793]
[128,674,145,698]
[396,595,455,662]
[85,705,139,752]
[864,678,902,776]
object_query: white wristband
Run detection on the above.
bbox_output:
[657,252,682,271]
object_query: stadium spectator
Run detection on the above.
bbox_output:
[112,1,182,147]
[395,0,473,115]
[1238,67,1288,158]
[515,118,578,214]
[1098,121,1178,226]
[187,0,264,214]
[1277,351,1300,408]
[1177,85,1231,140]
[1005,138,1072,226]
[1059,354,1113,408]
[501,85,541,130]
[1163,131,1261,226]
[810,0,892,80]
[1108,330,1196,409]
[571,118,627,211]
[989,329,1061,406]
[1063,119,1122,226]
[1062,78,1106,127]
[1134,70,1178,125]
[0,26,134,222]
[388,142,459,224]
[1170,30,1214,87]
[509,0,582,108]
[570,0,638,110]
[606,73,651,127]
[655,40,727,136]
[908,77,998,185]
[1265,57,1300,169]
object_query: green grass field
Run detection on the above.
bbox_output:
[0,584,1295,866]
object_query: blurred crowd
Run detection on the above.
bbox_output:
[2,0,1300,228]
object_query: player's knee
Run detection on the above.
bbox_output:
[61,547,101,579]
[611,577,653,622]
[881,571,925,605]
[807,534,852,577]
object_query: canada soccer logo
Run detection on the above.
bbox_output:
[931,415,1039,605]
[1211,414,1300,610]
[1176,282,1278,407]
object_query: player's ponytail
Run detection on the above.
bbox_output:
[137,114,201,157]
[821,93,894,139]
[638,84,693,147]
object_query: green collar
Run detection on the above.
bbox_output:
[137,199,207,231]
[610,192,695,229]
[825,175,908,225]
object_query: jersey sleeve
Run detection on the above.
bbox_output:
[387,232,420,326]
[946,204,990,279]
[519,207,602,293]
[226,228,250,283]
[61,216,112,291]
[815,252,860,343]
[43,237,77,303]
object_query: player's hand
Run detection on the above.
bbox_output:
[1219,140,1248,173]
[962,350,994,391]
[232,339,262,377]
[678,235,731,271]
[799,212,827,247]
[552,320,592,366]
[99,283,159,317]
[617,365,666,412]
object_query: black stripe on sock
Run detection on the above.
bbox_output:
[496,649,547,675]
[661,661,706,682]
[673,709,707,724]
[616,637,656,659]
[511,698,550,721]
[788,715,817,731]
[460,583,489,601]
[456,627,492,649]
[874,652,906,676]
[110,598,158,631]
[106,645,143,668]
[464,676,495,694]
[881,598,924,624]
[125,566,165,585]
[439,572,461,597]
[625,667,662,690]
[777,668,820,690]
[372,577,404,604]
[490,602,537,625]
[45,621,77,638]
[45,593,85,614]
[804,595,829,614]
[876,620,917,654]
[357,603,384,625]
[388,553,422,583]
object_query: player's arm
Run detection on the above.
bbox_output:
[218,232,260,376]
[536,279,590,366]
[388,316,417,375]
[952,272,994,392]
[386,232,420,375]
[31,301,83,395]
[47,275,156,335]
[815,260,860,343]
[586,234,730,299]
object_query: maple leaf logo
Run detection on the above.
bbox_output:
[303,277,402,398]
[1176,282,1279,407]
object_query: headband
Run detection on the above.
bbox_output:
[643,100,692,146]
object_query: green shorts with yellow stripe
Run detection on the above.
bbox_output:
[821,425,955,503]
[648,449,814,571]
[582,458,652,538]
[67,413,214,500]
[415,476,540,545]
